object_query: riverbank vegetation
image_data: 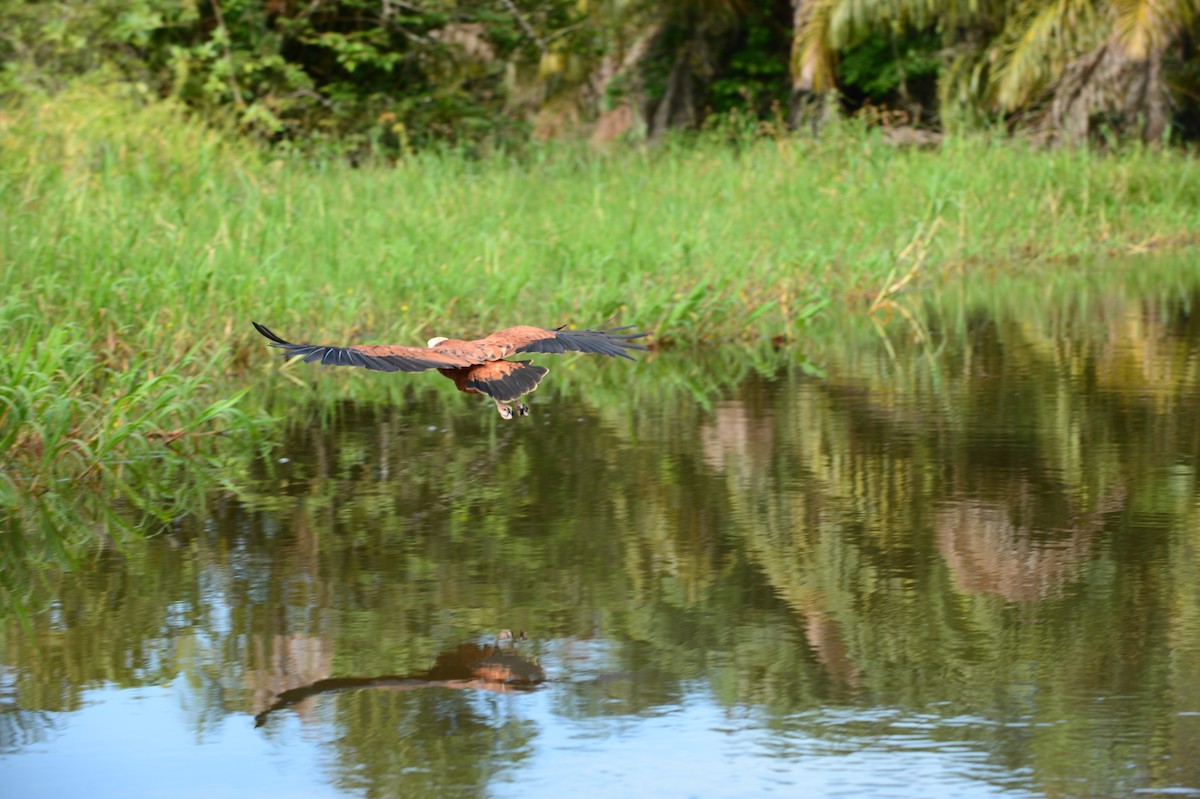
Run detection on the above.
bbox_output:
[3,84,1200,609]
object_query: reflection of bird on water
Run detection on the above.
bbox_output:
[253,321,648,419]
[253,632,544,728]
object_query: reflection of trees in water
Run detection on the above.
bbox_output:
[936,481,1125,603]
[700,398,775,478]
[800,611,862,690]
[245,633,335,727]
[1166,498,1200,791]
[4,282,1200,795]
[329,688,538,799]
[723,286,1200,584]
[703,286,1200,793]
[0,697,59,754]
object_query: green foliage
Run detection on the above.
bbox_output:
[0,1,176,92]
[0,0,579,155]
[4,0,1200,144]
[707,6,792,117]
[838,30,941,101]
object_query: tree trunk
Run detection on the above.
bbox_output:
[650,48,701,135]
[788,0,834,132]
[586,22,663,145]
[1049,39,1170,144]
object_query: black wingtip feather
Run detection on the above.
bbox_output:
[252,321,294,347]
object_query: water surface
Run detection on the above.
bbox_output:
[4,282,1200,798]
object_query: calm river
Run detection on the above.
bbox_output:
[3,279,1200,798]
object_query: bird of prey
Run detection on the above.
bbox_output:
[252,321,648,419]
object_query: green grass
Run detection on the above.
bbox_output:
[2,85,1200,561]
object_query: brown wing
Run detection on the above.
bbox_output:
[253,322,486,373]
[455,360,549,401]
[479,324,649,361]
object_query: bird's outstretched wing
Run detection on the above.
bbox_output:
[252,322,480,373]
[480,325,649,360]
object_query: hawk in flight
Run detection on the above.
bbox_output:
[253,321,648,419]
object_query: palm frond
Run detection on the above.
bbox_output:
[793,0,839,92]
[938,46,992,127]
[1112,0,1198,59]
[990,0,1102,109]
[828,0,928,49]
